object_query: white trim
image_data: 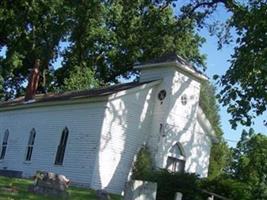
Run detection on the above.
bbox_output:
[197,107,218,143]
[0,80,161,112]
[134,61,208,81]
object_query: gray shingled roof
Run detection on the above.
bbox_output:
[137,52,204,75]
[0,80,157,108]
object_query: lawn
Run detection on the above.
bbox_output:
[0,176,122,200]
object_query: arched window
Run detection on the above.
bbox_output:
[55,127,69,165]
[166,143,186,172]
[0,129,9,160]
[25,128,36,161]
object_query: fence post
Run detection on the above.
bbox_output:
[208,195,214,200]
[174,192,183,200]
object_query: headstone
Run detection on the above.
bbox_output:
[208,196,214,200]
[0,169,23,178]
[124,180,157,200]
[174,192,183,200]
[96,189,111,200]
[28,171,70,199]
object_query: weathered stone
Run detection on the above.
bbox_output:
[124,180,157,200]
[0,169,22,178]
[96,189,111,200]
[28,171,70,199]
[174,192,183,200]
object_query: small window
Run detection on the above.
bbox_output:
[166,143,186,173]
[55,127,69,165]
[25,128,36,161]
[181,94,187,105]
[0,130,9,160]
[158,90,167,101]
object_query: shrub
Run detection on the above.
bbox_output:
[131,145,153,180]
[146,170,204,200]
[200,176,252,200]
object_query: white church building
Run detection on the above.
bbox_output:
[0,54,216,194]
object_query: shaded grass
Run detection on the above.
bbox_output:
[0,176,122,200]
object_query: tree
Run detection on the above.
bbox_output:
[0,0,206,100]
[0,0,72,99]
[177,0,267,128]
[229,129,267,199]
[199,81,230,179]
[56,0,206,85]
[61,67,99,92]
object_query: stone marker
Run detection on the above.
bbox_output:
[175,192,183,200]
[28,171,70,198]
[124,180,157,200]
[96,189,111,200]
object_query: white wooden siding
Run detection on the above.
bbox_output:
[91,85,157,194]
[139,65,212,178]
[0,102,106,186]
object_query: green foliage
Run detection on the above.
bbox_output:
[61,67,99,92]
[131,146,153,180]
[145,170,204,200]
[0,0,206,100]
[228,129,267,199]
[182,0,267,128]
[0,0,70,99]
[199,81,230,179]
[201,176,252,200]
[215,1,267,128]
[132,147,204,199]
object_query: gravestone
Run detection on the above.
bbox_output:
[174,192,183,200]
[28,171,70,198]
[0,169,22,178]
[124,180,157,200]
[96,189,111,200]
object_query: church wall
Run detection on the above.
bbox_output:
[185,119,212,177]
[139,65,212,178]
[0,102,106,186]
[90,83,158,194]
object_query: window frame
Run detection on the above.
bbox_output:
[54,127,69,165]
[0,129,9,160]
[166,142,186,173]
[25,128,36,162]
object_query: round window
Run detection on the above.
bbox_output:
[181,94,187,105]
[158,90,167,101]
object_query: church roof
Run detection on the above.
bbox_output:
[0,80,157,109]
[135,52,208,80]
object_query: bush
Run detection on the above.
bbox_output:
[200,176,252,200]
[131,147,252,200]
[131,145,153,180]
[145,170,204,200]
[131,147,204,200]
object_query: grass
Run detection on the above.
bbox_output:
[0,176,122,200]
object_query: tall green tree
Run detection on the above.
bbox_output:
[0,0,206,100]
[228,129,267,199]
[178,0,267,128]
[56,0,206,86]
[199,81,230,179]
[0,0,71,99]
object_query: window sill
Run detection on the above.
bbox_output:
[54,164,64,167]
